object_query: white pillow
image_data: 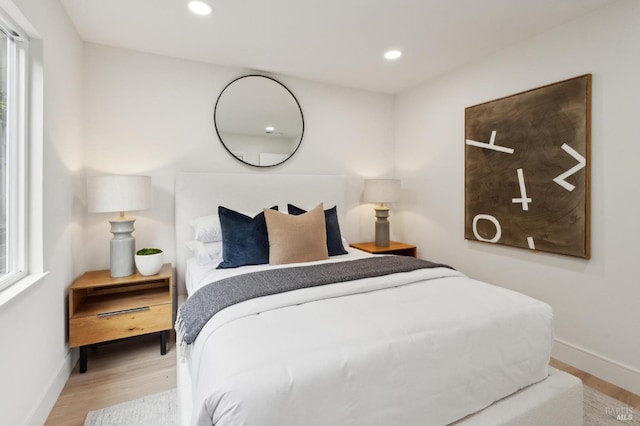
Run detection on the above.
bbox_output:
[190,215,222,242]
[185,240,223,265]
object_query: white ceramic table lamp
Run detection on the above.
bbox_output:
[363,179,401,247]
[87,175,152,277]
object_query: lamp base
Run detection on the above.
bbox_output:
[374,206,390,247]
[109,217,136,277]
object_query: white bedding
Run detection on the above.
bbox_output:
[185,247,372,295]
[184,252,553,426]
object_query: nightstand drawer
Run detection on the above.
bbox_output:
[69,303,172,347]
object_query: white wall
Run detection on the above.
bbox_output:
[394,0,640,394]
[0,0,84,425]
[83,44,395,272]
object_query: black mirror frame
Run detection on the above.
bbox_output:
[214,75,305,168]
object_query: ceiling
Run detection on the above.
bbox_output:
[60,0,615,94]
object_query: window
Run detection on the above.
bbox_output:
[0,17,27,292]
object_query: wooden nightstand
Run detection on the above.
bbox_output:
[350,241,417,257]
[69,263,173,373]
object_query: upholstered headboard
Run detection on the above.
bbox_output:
[174,172,346,295]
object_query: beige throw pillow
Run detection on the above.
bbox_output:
[264,203,329,265]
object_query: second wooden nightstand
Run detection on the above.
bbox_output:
[69,263,173,373]
[350,241,417,257]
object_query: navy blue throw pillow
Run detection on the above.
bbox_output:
[217,206,278,269]
[287,204,348,256]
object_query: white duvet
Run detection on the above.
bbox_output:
[186,254,552,426]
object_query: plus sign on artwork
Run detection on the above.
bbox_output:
[465,74,591,259]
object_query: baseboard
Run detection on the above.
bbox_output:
[553,338,640,396]
[26,348,79,426]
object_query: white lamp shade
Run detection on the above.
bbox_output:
[87,175,152,213]
[363,179,401,204]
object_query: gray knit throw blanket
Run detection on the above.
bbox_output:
[175,256,452,353]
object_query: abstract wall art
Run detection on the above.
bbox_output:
[465,74,591,258]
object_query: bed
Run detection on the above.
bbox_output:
[174,172,582,426]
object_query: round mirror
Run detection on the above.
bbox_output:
[214,75,304,167]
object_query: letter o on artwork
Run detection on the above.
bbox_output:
[472,214,502,243]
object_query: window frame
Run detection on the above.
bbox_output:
[0,16,28,293]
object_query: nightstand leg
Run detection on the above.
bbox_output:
[160,330,167,355]
[80,346,87,373]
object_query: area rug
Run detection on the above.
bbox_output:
[85,386,636,425]
[583,386,638,426]
[84,389,176,426]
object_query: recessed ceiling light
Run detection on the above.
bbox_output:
[384,50,402,60]
[188,1,212,16]
[265,126,275,134]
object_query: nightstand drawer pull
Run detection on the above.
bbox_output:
[97,307,150,318]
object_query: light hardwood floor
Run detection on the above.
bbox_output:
[549,358,640,408]
[45,333,176,426]
[45,334,639,425]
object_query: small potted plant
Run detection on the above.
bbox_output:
[135,248,164,276]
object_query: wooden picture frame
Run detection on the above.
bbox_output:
[465,74,591,258]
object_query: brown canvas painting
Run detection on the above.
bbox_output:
[465,75,591,258]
